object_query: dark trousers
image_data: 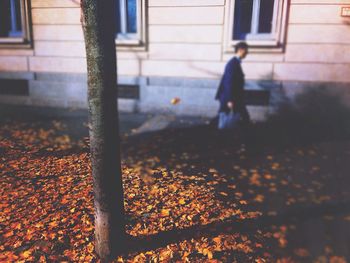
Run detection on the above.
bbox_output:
[236,105,250,125]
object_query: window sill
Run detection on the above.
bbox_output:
[225,40,284,54]
[115,39,146,52]
[115,39,141,46]
[0,38,32,49]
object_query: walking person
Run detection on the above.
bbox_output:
[215,42,250,129]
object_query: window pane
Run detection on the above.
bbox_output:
[15,0,22,31]
[116,0,121,33]
[0,0,11,37]
[233,0,253,40]
[258,0,275,33]
[0,0,23,38]
[126,0,137,33]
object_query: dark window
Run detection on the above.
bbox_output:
[258,0,275,33]
[126,0,137,33]
[116,0,138,36]
[233,0,276,40]
[0,0,23,38]
[233,0,253,40]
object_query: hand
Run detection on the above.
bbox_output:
[227,101,234,110]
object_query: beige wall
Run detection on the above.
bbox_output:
[0,0,350,82]
[283,1,350,82]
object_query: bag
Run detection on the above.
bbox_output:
[218,111,241,130]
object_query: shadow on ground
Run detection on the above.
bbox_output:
[1,87,350,262]
[121,88,350,261]
[256,87,350,148]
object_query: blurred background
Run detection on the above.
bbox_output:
[1,1,350,262]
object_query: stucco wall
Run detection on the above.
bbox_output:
[0,0,349,118]
[0,0,349,79]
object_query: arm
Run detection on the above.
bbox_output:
[221,61,235,109]
[231,61,244,110]
[224,60,241,110]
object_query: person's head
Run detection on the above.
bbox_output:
[235,41,249,59]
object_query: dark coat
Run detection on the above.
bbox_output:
[215,57,245,113]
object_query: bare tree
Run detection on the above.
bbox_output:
[80,0,126,260]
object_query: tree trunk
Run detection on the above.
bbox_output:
[80,0,126,260]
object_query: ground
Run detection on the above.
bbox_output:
[1,98,350,262]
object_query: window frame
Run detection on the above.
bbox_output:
[224,0,288,52]
[115,0,147,48]
[0,0,32,49]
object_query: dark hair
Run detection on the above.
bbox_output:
[235,41,248,53]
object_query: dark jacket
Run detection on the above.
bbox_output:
[215,57,245,113]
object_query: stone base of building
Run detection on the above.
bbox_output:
[0,72,349,122]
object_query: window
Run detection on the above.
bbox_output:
[0,0,31,47]
[115,0,145,45]
[225,0,288,49]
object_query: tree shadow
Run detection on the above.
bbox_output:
[248,85,350,151]
[120,84,350,260]
[123,200,350,256]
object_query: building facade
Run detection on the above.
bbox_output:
[0,0,350,119]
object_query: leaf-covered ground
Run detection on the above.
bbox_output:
[1,103,350,262]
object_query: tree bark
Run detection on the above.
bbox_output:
[80,0,126,260]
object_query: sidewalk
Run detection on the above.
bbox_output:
[0,104,211,136]
[1,103,350,262]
